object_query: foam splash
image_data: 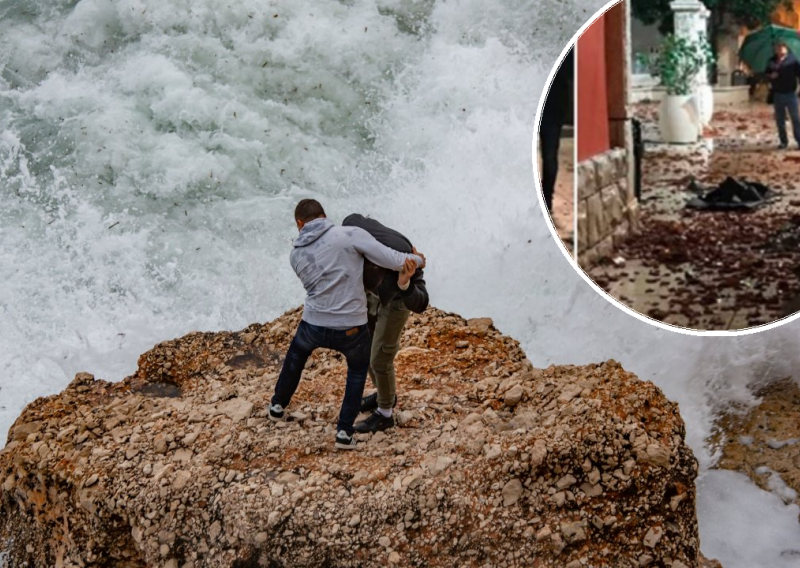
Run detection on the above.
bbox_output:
[755,467,799,504]
[698,470,800,567]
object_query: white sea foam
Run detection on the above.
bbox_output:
[1,1,799,566]
[698,470,800,567]
[767,438,800,450]
[755,466,799,504]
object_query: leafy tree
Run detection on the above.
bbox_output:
[631,0,793,33]
[632,0,793,80]
[705,0,793,28]
[631,0,674,35]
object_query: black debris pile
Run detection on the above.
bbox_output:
[686,177,778,210]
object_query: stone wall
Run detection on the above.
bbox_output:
[577,147,638,267]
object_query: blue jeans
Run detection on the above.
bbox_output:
[773,92,800,146]
[271,320,371,435]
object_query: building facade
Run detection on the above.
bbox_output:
[577,2,637,268]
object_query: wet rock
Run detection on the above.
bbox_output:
[643,526,664,548]
[0,308,701,568]
[561,521,587,544]
[558,384,582,404]
[217,398,254,422]
[556,474,577,491]
[501,478,523,507]
[395,410,414,427]
[640,443,671,469]
[10,421,43,442]
[504,384,524,407]
[173,470,192,491]
[716,378,800,512]
[467,317,494,335]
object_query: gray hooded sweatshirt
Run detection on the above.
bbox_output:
[291,218,423,328]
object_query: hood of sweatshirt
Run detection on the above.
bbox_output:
[293,217,335,248]
[342,213,413,253]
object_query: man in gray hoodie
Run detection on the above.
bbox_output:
[269,199,425,450]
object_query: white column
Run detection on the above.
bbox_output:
[670,0,714,124]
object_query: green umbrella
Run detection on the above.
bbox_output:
[739,24,800,73]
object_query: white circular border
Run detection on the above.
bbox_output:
[532,0,800,337]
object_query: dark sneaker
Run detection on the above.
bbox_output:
[269,404,285,422]
[360,392,397,413]
[354,411,395,434]
[335,430,357,450]
[779,143,789,150]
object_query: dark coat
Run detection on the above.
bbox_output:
[542,47,573,126]
[342,214,429,314]
[766,52,800,94]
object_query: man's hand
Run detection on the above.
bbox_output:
[398,258,417,288]
[770,72,779,79]
[412,247,426,269]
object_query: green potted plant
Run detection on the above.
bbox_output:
[638,34,715,143]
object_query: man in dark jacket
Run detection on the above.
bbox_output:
[539,47,573,213]
[342,214,429,433]
[766,41,800,149]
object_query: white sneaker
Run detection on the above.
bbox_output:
[268,404,284,422]
[335,430,356,450]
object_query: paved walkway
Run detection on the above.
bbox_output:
[587,103,800,330]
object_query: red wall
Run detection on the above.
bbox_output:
[577,14,610,162]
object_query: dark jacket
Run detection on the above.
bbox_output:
[766,52,800,94]
[342,214,429,314]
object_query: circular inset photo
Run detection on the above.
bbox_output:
[535,0,800,334]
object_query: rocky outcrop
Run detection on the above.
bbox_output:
[1,307,702,567]
[715,378,800,515]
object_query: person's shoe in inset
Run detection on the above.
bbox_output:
[269,403,285,422]
[354,411,395,433]
[360,392,397,413]
[779,142,789,150]
[335,430,357,450]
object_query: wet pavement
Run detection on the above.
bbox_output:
[587,103,800,330]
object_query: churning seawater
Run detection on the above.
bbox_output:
[1,0,799,565]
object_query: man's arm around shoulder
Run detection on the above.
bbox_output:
[350,227,424,271]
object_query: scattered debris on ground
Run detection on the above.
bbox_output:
[589,103,800,329]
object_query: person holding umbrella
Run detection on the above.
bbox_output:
[766,40,800,149]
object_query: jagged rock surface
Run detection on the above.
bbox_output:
[1,308,701,567]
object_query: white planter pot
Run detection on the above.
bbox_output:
[659,95,701,144]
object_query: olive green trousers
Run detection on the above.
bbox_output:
[367,293,410,410]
